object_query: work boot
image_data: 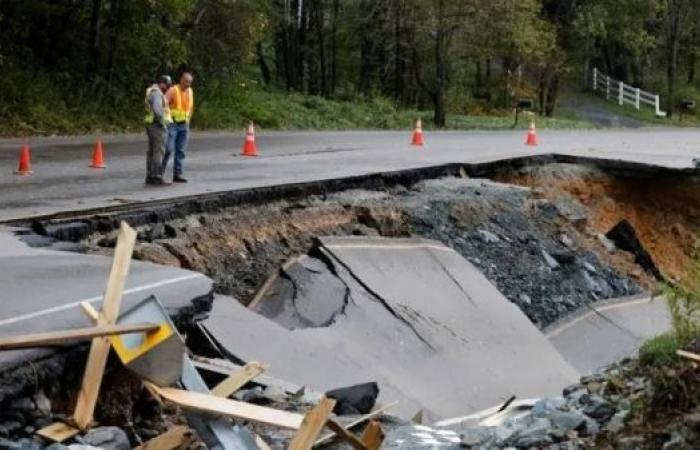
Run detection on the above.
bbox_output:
[146,177,171,186]
[173,175,188,183]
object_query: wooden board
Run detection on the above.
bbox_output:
[36,421,80,443]
[313,402,397,447]
[325,419,367,450]
[73,221,137,430]
[0,323,159,350]
[193,357,303,395]
[134,425,193,450]
[145,382,304,430]
[211,361,268,398]
[361,421,384,450]
[80,301,99,322]
[288,397,336,450]
[678,349,700,362]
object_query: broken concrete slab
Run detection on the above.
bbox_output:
[546,295,672,374]
[201,237,579,419]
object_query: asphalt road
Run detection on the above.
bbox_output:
[1,128,699,221]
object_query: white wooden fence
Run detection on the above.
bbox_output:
[591,67,666,117]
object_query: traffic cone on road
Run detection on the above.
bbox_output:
[525,120,538,146]
[241,122,259,157]
[90,140,106,168]
[14,144,33,175]
[411,118,425,146]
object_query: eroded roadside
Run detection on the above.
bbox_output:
[2,156,699,448]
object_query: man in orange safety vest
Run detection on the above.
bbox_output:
[163,72,194,183]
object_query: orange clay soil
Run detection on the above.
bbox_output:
[498,164,700,282]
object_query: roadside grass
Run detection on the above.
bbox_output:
[638,334,680,367]
[579,91,700,127]
[0,83,595,137]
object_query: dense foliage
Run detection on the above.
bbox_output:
[1,0,700,134]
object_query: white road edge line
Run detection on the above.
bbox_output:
[545,296,661,338]
[0,273,206,327]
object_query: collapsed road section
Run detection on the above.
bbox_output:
[0,155,694,449]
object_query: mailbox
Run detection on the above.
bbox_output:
[517,99,533,110]
[681,99,695,111]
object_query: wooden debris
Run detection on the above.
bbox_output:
[360,421,384,450]
[255,435,272,450]
[288,397,336,450]
[211,361,268,398]
[0,323,159,350]
[313,402,397,447]
[678,349,700,363]
[36,421,80,443]
[73,221,137,430]
[80,301,99,322]
[144,382,304,430]
[193,356,304,395]
[133,425,193,450]
[325,419,367,450]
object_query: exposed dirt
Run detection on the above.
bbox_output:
[81,175,644,328]
[496,163,700,283]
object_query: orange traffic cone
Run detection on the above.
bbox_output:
[525,120,538,146]
[90,140,106,168]
[411,118,425,146]
[14,144,33,175]
[241,122,259,157]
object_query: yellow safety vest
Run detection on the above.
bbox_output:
[170,85,194,123]
[144,86,172,125]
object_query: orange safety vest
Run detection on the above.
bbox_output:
[169,85,194,123]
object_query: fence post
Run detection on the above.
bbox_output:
[606,77,610,99]
[635,88,640,110]
[655,95,661,116]
[618,81,624,106]
[592,67,598,91]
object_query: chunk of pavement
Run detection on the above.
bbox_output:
[0,439,42,450]
[477,229,501,244]
[460,427,494,447]
[549,410,587,432]
[597,234,616,252]
[45,444,70,450]
[78,427,129,450]
[541,250,560,270]
[509,418,553,448]
[582,397,616,421]
[605,410,629,433]
[325,382,379,415]
[33,392,51,416]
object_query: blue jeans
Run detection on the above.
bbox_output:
[163,122,189,176]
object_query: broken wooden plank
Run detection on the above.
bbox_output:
[255,435,272,450]
[193,356,305,395]
[360,421,384,450]
[288,397,336,450]
[80,301,99,322]
[133,425,193,450]
[73,221,137,430]
[211,361,268,398]
[678,349,700,363]
[145,382,304,430]
[36,421,80,443]
[325,419,367,450]
[313,402,397,447]
[0,323,159,350]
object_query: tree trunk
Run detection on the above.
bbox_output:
[315,0,327,96]
[330,0,338,95]
[257,42,271,85]
[666,0,684,116]
[87,0,101,77]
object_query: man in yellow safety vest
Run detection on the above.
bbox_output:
[163,72,194,183]
[144,75,173,185]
